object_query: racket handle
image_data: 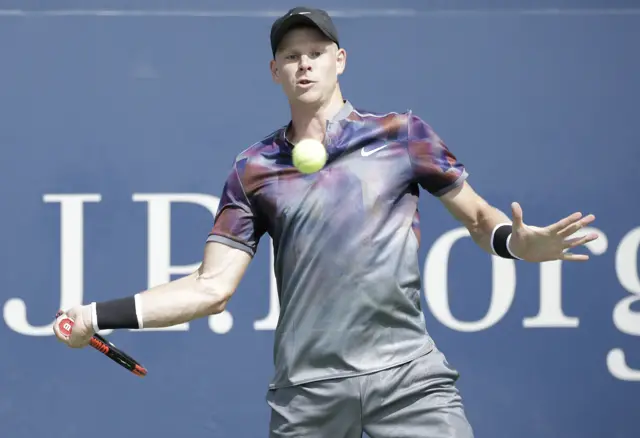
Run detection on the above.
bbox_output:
[55,310,148,377]
[92,333,148,377]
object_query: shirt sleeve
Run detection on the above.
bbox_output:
[407,113,468,197]
[207,160,266,256]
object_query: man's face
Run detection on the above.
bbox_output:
[270,26,346,105]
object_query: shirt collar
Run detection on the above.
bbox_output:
[276,100,354,149]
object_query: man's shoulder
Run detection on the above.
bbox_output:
[231,126,286,165]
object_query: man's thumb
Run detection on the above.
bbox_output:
[511,202,524,229]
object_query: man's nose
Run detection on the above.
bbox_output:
[298,56,312,72]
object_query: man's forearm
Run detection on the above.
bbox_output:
[90,270,229,332]
[136,271,229,328]
[466,204,513,255]
[439,182,520,258]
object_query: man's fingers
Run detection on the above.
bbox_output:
[548,212,583,234]
[561,252,590,262]
[556,214,596,238]
[563,232,599,249]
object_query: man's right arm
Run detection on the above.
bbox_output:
[54,158,262,348]
[134,156,261,329]
[53,242,252,348]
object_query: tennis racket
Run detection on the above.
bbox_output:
[56,310,148,377]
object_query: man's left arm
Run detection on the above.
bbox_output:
[406,113,598,263]
[439,181,598,262]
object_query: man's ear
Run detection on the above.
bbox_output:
[336,48,347,75]
[270,58,281,83]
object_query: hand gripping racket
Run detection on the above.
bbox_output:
[56,311,148,377]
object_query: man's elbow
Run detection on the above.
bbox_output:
[206,289,233,315]
[205,290,230,315]
[196,277,234,315]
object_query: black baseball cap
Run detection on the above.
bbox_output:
[270,7,340,57]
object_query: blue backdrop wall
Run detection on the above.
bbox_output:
[1,1,638,437]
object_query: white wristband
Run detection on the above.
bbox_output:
[506,234,523,260]
[134,293,144,330]
[90,302,100,333]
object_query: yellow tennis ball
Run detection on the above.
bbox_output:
[292,138,327,174]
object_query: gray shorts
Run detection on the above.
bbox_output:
[266,346,474,438]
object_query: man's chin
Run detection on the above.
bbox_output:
[291,91,324,106]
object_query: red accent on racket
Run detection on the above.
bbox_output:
[56,311,148,377]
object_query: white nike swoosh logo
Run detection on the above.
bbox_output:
[361,145,388,157]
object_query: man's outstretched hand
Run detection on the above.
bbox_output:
[508,202,598,263]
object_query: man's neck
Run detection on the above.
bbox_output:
[286,89,345,145]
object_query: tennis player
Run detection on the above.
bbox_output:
[54,7,598,437]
